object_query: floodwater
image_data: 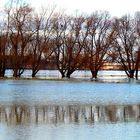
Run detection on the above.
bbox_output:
[5,69,128,79]
[0,79,140,140]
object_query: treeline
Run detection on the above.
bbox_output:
[1,1,140,79]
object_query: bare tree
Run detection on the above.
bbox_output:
[9,2,34,77]
[0,27,8,77]
[135,48,140,79]
[62,16,88,78]
[0,1,12,77]
[51,14,68,78]
[29,8,55,77]
[113,15,138,78]
[84,12,115,79]
[52,15,87,78]
[135,12,140,79]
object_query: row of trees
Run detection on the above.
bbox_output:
[0,1,140,79]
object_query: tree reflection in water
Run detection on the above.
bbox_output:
[0,104,140,125]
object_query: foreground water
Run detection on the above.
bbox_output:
[0,80,140,140]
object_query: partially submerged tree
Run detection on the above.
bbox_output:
[135,12,140,79]
[51,14,68,78]
[9,3,34,77]
[84,12,115,79]
[0,28,8,77]
[0,2,11,77]
[29,7,55,77]
[62,16,88,78]
[52,15,87,78]
[113,15,138,78]
[135,48,140,79]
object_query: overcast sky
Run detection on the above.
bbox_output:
[1,0,140,17]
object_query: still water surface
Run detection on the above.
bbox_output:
[0,80,140,140]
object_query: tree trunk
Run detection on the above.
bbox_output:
[128,70,135,78]
[13,68,24,78]
[91,70,98,79]
[32,72,36,78]
[13,69,18,78]
[135,61,139,80]
[0,69,5,77]
[0,60,6,77]
[66,69,75,79]
[135,69,138,80]
[60,71,65,78]
[0,65,5,77]
[32,69,38,78]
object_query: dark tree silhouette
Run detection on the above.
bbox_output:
[9,3,34,77]
[84,12,115,79]
[113,15,138,78]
